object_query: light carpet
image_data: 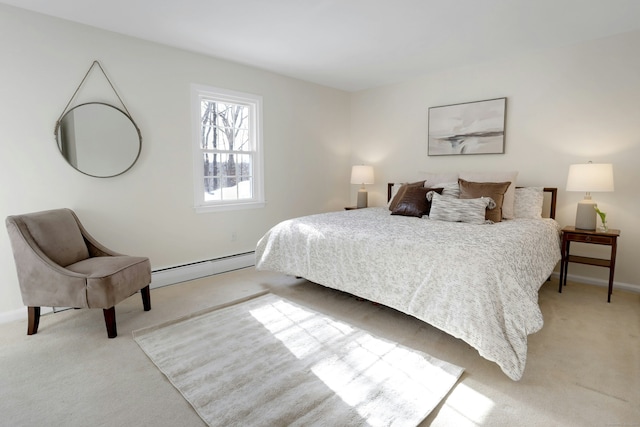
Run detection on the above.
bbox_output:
[133,292,463,426]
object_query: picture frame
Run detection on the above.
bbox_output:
[428,97,506,156]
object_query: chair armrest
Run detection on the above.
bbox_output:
[6,220,90,308]
[83,235,122,257]
[69,211,124,257]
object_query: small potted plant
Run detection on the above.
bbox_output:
[594,206,608,232]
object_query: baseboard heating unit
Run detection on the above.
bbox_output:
[150,252,255,289]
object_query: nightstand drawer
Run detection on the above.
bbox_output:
[567,234,613,245]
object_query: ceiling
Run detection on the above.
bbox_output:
[3,0,640,91]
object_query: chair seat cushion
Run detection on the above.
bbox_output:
[66,256,151,308]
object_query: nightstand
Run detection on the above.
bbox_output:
[558,226,620,302]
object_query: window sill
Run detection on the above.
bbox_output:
[194,201,266,214]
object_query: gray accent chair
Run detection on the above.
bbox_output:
[5,208,151,338]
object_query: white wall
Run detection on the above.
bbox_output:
[0,5,351,316]
[3,5,638,320]
[350,30,640,290]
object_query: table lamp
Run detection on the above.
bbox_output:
[351,165,374,208]
[566,162,614,230]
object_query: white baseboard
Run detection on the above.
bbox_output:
[0,252,256,325]
[0,306,55,325]
[553,271,640,294]
[150,252,256,289]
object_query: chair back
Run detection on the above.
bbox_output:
[7,209,90,267]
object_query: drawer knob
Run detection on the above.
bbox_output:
[585,236,591,242]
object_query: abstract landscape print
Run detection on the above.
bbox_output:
[428,97,506,156]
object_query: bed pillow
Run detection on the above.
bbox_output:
[514,187,544,219]
[387,184,402,207]
[391,187,444,217]
[428,192,495,224]
[432,181,460,198]
[458,179,510,223]
[421,172,459,187]
[459,171,518,219]
[388,180,425,210]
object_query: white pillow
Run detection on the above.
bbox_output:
[387,184,402,207]
[459,171,519,219]
[428,192,495,224]
[432,181,460,198]
[421,172,459,187]
[514,187,544,219]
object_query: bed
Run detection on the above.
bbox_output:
[255,178,561,380]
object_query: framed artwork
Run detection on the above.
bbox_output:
[428,97,506,156]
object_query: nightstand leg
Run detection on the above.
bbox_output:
[558,261,564,293]
[608,238,618,303]
[608,265,615,303]
[564,241,570,287]
[559,240,569,293]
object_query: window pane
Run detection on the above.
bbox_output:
[234,128,251,151]
[203,153,221,178]
[201,124,215,150]
[217,129,232,151]
[238,153,253,199]
[204,177,221,201]
[218,153,234,179]
[236,154,252,177]
[200,101,217,150]
[238,177,253,198]
[219,175,238,200]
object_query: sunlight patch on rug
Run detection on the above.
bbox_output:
[134,293,463,426]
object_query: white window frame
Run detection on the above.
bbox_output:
[191,84,265,213]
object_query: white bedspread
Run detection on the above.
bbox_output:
[255,207,561,380]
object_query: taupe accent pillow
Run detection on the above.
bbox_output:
[388,180,425,211]
[458,179,510,223]
[459,171,518,219]
[391,187,443,218]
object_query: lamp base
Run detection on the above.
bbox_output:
[356,189,368,208]
[575,199,597,230]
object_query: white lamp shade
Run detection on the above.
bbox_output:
[566,162,614,231]
[350,165,374,185]
[566,163,614,192]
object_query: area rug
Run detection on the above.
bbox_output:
[133,292,464,426]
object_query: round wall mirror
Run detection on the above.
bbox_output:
[55,102,142,178]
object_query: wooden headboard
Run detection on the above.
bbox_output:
[386,183,557,219]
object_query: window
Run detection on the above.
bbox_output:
[192,84,264,212]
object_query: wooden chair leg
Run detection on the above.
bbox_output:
[103,307,117,338]
[27,306,40,335]
[141,285,151,311]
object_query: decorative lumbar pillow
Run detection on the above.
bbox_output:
[514,187,544,219]
[459,171,518,219]
[391,187,444,217]
[458,179,511,223]
[388,180,425,211]
[428,192,495,224]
